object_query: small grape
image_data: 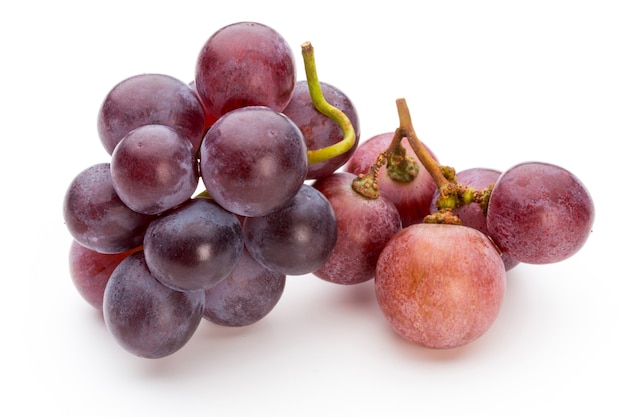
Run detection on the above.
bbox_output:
[203,248,286,327]
[194,21,296,118]
[199,106,308,217]
[486,161,595,264]
[375,223,506,349]
[63,163,155,254]
[312,172,402,285]
[143,198,244,292]
[97,73,206,154]
[110,124,199,215]
[243,184,337,275]
[103,251,205,359]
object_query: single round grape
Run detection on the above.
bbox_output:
[486,161,595,264]
[103,251,205,359]
[345,132,438,227]
[110,124,199,215]
[243,184,337,275]
[143,198,244,292]
[282,80,360,179]
[375,223,506,349]
[68,240,140,310]
[97,73,206,154]
[429,167,519,271]
[203,248,286,327]
[199,106,308,217]
[194,21,296,118]
[63,163,155,254]
[312,172,402,285]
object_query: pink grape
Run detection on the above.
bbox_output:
[375,223,506,349]
[110,124,199,215]
[103,251,205,358]
[199,106,308,217]
[312,172,402,285]
[194,21,296,118]
[345,132,438,227]
[282,80,360,179]
[97,73,206,154]
[486,161,595,264]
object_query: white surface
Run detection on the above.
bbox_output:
[2,1,623,416]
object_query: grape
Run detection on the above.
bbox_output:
[199,106,308,217]
[97,73,207,154]
[194,21,296,118]
[312,172,402,285]
[486,161,595,264]
[282,80,360,179]
[63,163,155,254]
[143,198,244,292]
[68,240,140,310]
[345,132,438,227]
[203,248,286,327]
[110,124,199,215]
[103,251,205,359]
[375,223,506,349]
[429,167,519,270]
[243,184,337,275]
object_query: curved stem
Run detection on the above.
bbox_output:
[301,42,356,165]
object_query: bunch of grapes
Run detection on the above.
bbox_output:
[63,21,595,358]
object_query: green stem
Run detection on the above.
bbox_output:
[301,42,356,165]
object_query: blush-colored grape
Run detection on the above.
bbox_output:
[486,161,595,264]
[375,223,506,349]
[194,21,296,118]
[345,132,438,227]
[312,172,402,285]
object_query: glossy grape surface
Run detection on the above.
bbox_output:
[63,163,154,254]
[194,21,296,118]
[486,162,595,264]
[110,124,199,215]
[282,80,360,179]
[97,73,206,154]
[312,172,402,285]
[345,132,438,227]
[430,167,519,270]
[68,240,139,310]
[199,106,308,217]
[143,198,244,292]
[203,248,286,327]
[243,184,337,275]
[375,223,506,349]
[103,252,205,358]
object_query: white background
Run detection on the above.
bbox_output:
[2,1,624,416]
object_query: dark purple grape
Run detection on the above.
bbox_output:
[194,21,296,118]
[63,163,155,254]
[68,240,140,310]
[486,161,595,264]
[203,248,286,327]
[345,132,438,227]
[97,73,206,154]
[143,198,244,292]
[282,80,360,179]
[110,124,199,215]
[243,184,337,275]
[103,251,205,358]
[429,167,519,271]
[312,172,402,285]
[199,106,308,217]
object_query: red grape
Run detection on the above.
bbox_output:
[486,161,595,264]
[194,21,296,118]
[375,223,506,349]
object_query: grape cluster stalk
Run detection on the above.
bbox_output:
[63,21,595,358]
